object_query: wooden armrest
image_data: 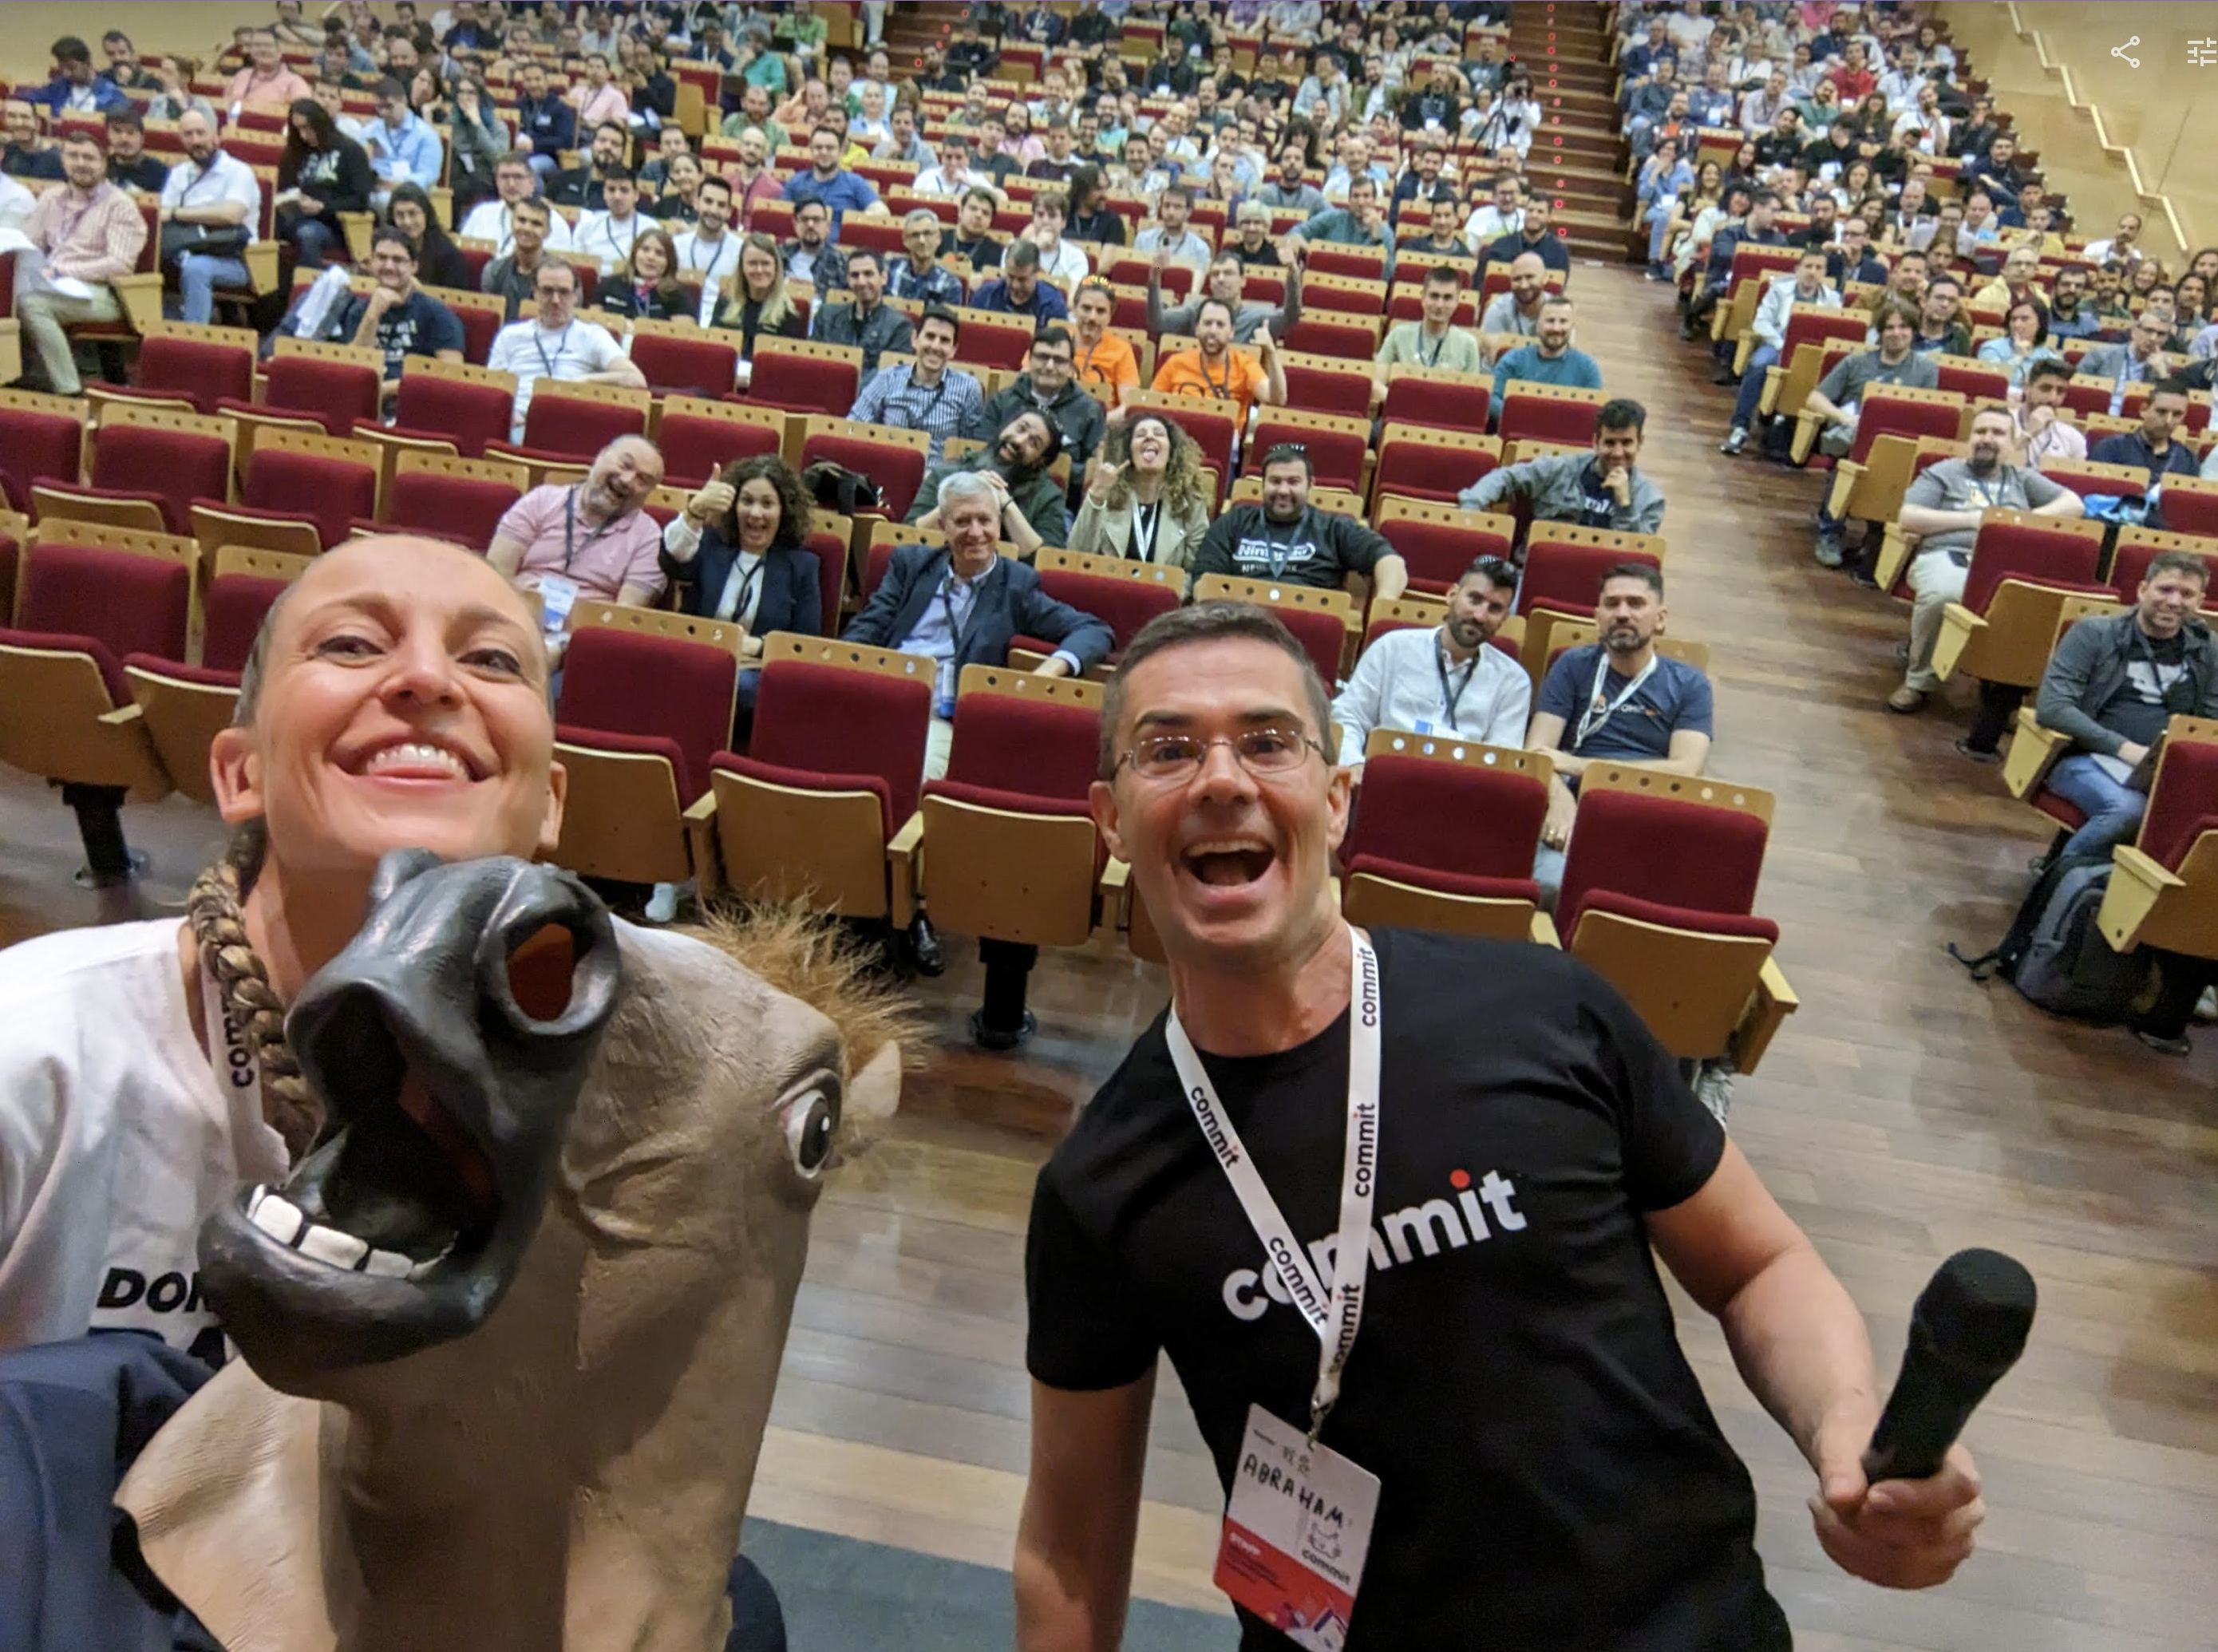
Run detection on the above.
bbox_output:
[888,809,924,925]
[97,702,146,726]
[243,239,282,295]
[110,271,164,334]
[1528,911,1560,948]
[1789,409,1821,465]
[1823,457,1865,521]
[2000,706,2070,799]
[1757,366,1785,418]
[1872,524,1915,593]
[2097,842,2184,954]
[1728,956,1799,1076]
[1930,600,1987,682]
[682,792,722,899]
[1731,330,1757,375]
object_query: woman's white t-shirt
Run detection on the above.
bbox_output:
[0,919,290,1362]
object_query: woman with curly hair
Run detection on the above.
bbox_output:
[1068,413,1213,571]
[661,453,824,727]
[596,227,690,321]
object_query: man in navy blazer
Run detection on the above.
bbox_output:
[843,468,1113,1024]
[844,471,1113,787]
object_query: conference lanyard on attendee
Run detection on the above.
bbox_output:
[1130,498,1161,563]
[1258,508,1307,579]
[562,485,619,571]
[1576,650,1659,749]
[1166,925,1382,1441]
[533,323,573,377]
[1435,643,1479,729]
[935,563,990,709]
[200,961,266,1129]
[691,231,732,292]
[715,553,764,623]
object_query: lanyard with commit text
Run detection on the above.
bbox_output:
[1435,640,1480,729]
[1167,925,1382,1441]
[1576,650,1659,749]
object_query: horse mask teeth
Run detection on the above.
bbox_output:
[196,848,623,1387]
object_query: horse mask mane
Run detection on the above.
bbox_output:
[117,852,908,1652]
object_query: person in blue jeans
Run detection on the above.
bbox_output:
[160,109,263,322]
[2032,551,2218,860]
[1721,248,1839,455]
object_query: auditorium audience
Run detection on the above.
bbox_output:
[159,110,261,324]
[484,257,645,438]
[459,152,577,255]
[480,195,560,321]
[14,131,146,397]
[1489,295,1603,409]
[1067,413,1213,571]
[849,306,986,462]
[1804,301,1939,566]
[1069,279,1142,402]
[810,247,915,373]
[1478,250,1552,340]
[275,97,372,268]
[1722,247,1838,453]
[980,326,1106,482]
[846,471,1113,779]
[334,227,465,390]
[1149,249,1303,345]
[1463,398,1666,536]
[2088,378,2200,496]
[2013,358,2087,469]
[1330,556,1529,770]
[486,434,668,658]
[907,409,1070,553]
[1190,445,1407,597]
[2031,551,2218,864]
[1888,407,2084,715]
[595,226,691,322]
[662,453,824,725]
[1527,563,1714,899]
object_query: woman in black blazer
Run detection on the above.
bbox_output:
[659,453,824,737]
[596,227,692,322]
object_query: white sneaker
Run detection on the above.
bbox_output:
[1690,1058,1737,1126]
[2196,986,2218,1023]
[645,880,686,924]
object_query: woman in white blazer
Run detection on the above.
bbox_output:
[1066,412,1215,571]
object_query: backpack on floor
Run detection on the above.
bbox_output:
[1950,852,2152,1022]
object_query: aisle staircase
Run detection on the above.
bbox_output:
[1504,1,1633,264]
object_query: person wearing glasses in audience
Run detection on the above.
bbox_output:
[886,207,968,306]
[330,227,465,404]
[484,257,646,440]
[662,453,824,733]
[595,225,690,321]
[1068,413,1216,572]
[485,434,667,663]
[458,152,579,255]
[1016,596,1979,1650]
[845,468,1114,785]
[981,326,1107,490]
[1330,555,1529,778]
[1189,444,1408,599]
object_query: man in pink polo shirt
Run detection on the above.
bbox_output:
[223,27,312,113]
[486,435,668,661]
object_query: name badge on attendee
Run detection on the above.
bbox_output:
[1412,718,1433,735]
[1216,1404,1381,1650]
[537,572,581,634]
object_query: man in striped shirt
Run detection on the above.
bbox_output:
[848,306,985,463]
[18,129,147,395]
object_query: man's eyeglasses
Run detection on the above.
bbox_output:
[1117,726,1326,782]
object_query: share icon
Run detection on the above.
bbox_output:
[2111,36,2141,68]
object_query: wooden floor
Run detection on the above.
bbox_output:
[3,263,2214,1650]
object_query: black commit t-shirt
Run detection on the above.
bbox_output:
[1026,931,1789,1651]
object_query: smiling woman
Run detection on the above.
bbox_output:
[0,536,566,1361]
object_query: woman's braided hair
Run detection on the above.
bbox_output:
[184,590,324,1162]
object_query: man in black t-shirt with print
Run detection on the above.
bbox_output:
[1014,603,1987,1651]
[1188,445,1409,599]
[333,228,465,394]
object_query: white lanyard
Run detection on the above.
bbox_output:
[1576,650,1659,749]
[1166,925,1382,1440]
[200,960,267,1128]
[715,550,764,622]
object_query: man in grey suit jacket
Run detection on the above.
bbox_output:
[844,470,1114,774]
[2075,311,2174,413]
[841,468,1113,1025]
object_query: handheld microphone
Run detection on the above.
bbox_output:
[1862,1247,2035,1483]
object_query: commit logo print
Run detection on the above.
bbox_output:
[1221,1168,1527,1322]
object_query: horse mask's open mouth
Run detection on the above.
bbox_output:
[197,849,621,1385]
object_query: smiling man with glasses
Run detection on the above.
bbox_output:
[1012,598,1987,1650]
[483,256,646,439]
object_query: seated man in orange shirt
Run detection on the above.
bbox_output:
[1149,296,1287,427]
[1069,279,1139,405]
